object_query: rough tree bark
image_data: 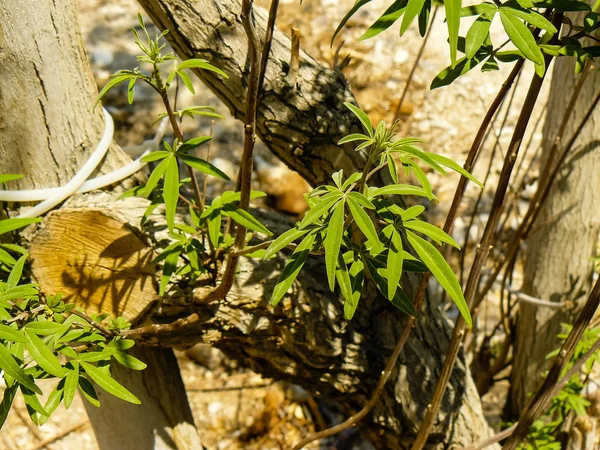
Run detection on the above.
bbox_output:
[1,0,498,447]
[0,1,202,448]
[509,43,600,414]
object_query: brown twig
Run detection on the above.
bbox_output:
[69,309,117,337]
[198,0,265,302]
[393,6,438,122]
[502,277,600,449]
[411,38,559,448]
[291,51,524,450]
[258,0,280,99]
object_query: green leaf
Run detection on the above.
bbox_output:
[78,376,100,407]
[406,231,471,327]
[482,55,500,71]
[222,208,272,236]
[113,351,147,370]
[177,136,213,154]
[342,173,364,191]
[177,69,196,94]
[461,2,497,16]
[373,184,431,198]
[410,163,434,199]
[363,256,416,315]
[387,153,399,184]
[178,59,229,78]
[360,0,408,40]
[178,154,230,181]
[63,363,79,409]
[206,209,222,249]
[143,156,170,198]
[0,218,41,236]
[264,228,310,259]
[332,0,373,43]
[499,9,544,65]
[431,55,484,89]
[25,329,65,377]
[343,102,373,137]
[347,197,380,246]
[21,386,49,419]
[400,0,427,35]
[404,220,460,248]
[0,384,17,428]
[444,0,462,66]
[401,205,425,221]
[335,254,355,317]
[163,156,180,231]
[141,151,170,163]
[465,14,494,59]
[387,227,404,300]
[344,257,364,319]
[338,133,371,145]
[25,321,64,336]
[426,153,484,187]
[0,325,26,343]
[324,201,346,291]
[271,233,316,306]
[95,74,135,108]
[0,174,23,185]
[501,4,557,32]
[0,344,41,394]
[80,361,140,404]
[298,192,343,229]
[159,248,179,296]
[7,254,27,288]
[127,78,136,104]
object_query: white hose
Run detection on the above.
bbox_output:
[0,108,167,218]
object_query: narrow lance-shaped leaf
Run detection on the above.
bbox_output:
[7,253,27,288]
[373,184,431,198]
[344,258,364,320]
[426,153,484,187]
[298,192,343,229]
[465,13,495,59]
[63,362,79,409]
[264,227,310,259]
[222,208,272,236]
[335,253,354,318]
[80,361,141,404]
[271,232,316,306]
[324,201,346,291]
[404,220,461,249]
[347,197,381,249]
[0,325,26,343]
[444,0,463,66]
[332,0,373,43]
[406,231,471,327]
[387,227,404,300]
[400,0,427,35]
[178,59,229,78]
[343,102,373,137]
[0,344,41,394]
[0,384,17,428]
[179,155,230,181]
[0,174,23,185]
[360,0,408,40]
[500,8,544,65]
[24,329,65,377]
[0,218,41,236]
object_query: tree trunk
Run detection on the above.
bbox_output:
[0,1,201,448]
[509,44,600,414]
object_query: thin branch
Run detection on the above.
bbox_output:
[257,0,280,99]
[393,6,438,122]
[205,0,263,301]
[70,309,117,337]
[411,36,559,448]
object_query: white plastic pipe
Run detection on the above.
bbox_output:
[0,110,167,218]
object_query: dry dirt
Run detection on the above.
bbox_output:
[0,0,552,448]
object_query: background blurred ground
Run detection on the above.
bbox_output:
[0,0,551,448]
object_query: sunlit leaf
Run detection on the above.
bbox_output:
[324,201,346,291]
[80,361,140,404]
[0,344,41,394]
[25,329,65,377]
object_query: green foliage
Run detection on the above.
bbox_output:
[0,241,145,429]
[267,104,479,323]
[332,0,600,87]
